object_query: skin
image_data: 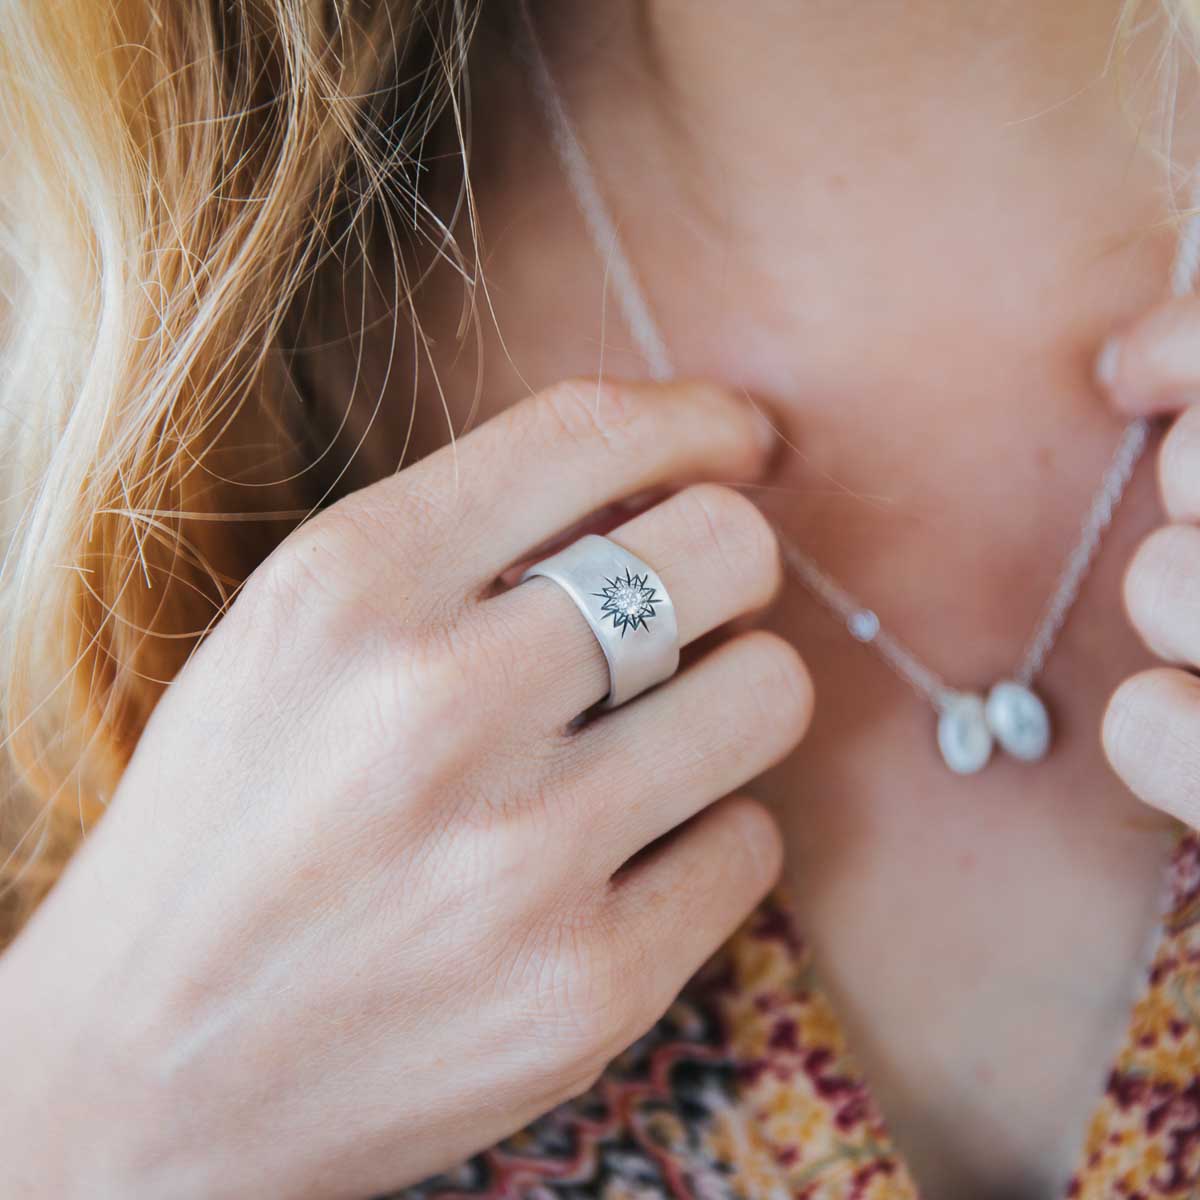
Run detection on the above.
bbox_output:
[1103,298,1200,807]
[365,1,1200,1196]
[4,2,1200,1199]
[0,380,810,1197]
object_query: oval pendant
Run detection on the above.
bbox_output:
[936,692,994,775]
[985,680,1051,763]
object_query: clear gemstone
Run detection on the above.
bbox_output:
[611,580,645,617]
[985,681,1051,763]
[848,609,880,642]
[936,692,994,774]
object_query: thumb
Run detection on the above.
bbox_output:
[1095,295,1200,416]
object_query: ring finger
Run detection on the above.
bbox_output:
[479,482,783,726]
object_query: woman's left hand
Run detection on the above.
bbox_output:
[1098,299,1200,822]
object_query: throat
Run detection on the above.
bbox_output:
[419,12,1195,1195]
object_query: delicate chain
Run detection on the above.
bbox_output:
[776,539,953,707]
[1013,419,1150,687]
[523,21,674,386]
[520,6,1200,711]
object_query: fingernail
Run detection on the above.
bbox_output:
[1095,336,1122,391]
[750,407,778,455]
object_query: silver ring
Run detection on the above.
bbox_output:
[519,533,680,709]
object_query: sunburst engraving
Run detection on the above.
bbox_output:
[593,567,661,637]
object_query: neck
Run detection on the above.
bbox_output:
[438,11,1190,1196]
[549,0,1176,206]
[523,0,1189,458]
[498,0,1187,744]
[645,0,1141,156]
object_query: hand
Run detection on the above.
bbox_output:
[1097,302,1200,823]
[0,379,811,1199]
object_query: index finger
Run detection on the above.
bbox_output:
[341,377,776,590]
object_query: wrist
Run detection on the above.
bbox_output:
[0,942,168,1199]
[0,948,76,1195]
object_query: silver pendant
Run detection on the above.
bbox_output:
[937,692,994,775]
[985,680,1051,763]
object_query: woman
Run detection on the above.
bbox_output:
[2,0,1199,1196]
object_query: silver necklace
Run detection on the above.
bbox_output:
[519,9,1200,774]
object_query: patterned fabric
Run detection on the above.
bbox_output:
[400,831,1200,1199]
[1069,830,1200,1199]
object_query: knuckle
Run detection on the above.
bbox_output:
[246,487,447,634]
[245,514,357,628]
[676,484,782,603]
[381,631,493,768]
[319,646,462,812]
[330,484,449,579]
[480,815,561,908]
[724,795,785,880]
[387,640,465,737]
[509,745,582,833]
[535,378,644,456]
[382,622,573,828]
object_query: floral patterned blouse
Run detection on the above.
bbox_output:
[401,826,1200,1199]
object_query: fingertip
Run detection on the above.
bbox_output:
[1095,334,1122,393]
[748,404,780,460]
[1093,329,1148,416]
[727,795,785,885]
[1101,671,1143,774]
[1094,297,1200,417]
[738,628,815,748]
[1102,667,1200,823]
[656,378,780,479]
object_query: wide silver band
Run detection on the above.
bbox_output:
[519,533,680,709]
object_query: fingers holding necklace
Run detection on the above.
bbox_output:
[1100,295,1200,521]
[1097,302,1200,818]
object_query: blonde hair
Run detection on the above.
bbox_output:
[0,0,480,943]
[0,0,1195,947]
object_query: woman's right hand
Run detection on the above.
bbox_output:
[0,379,812,1199]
